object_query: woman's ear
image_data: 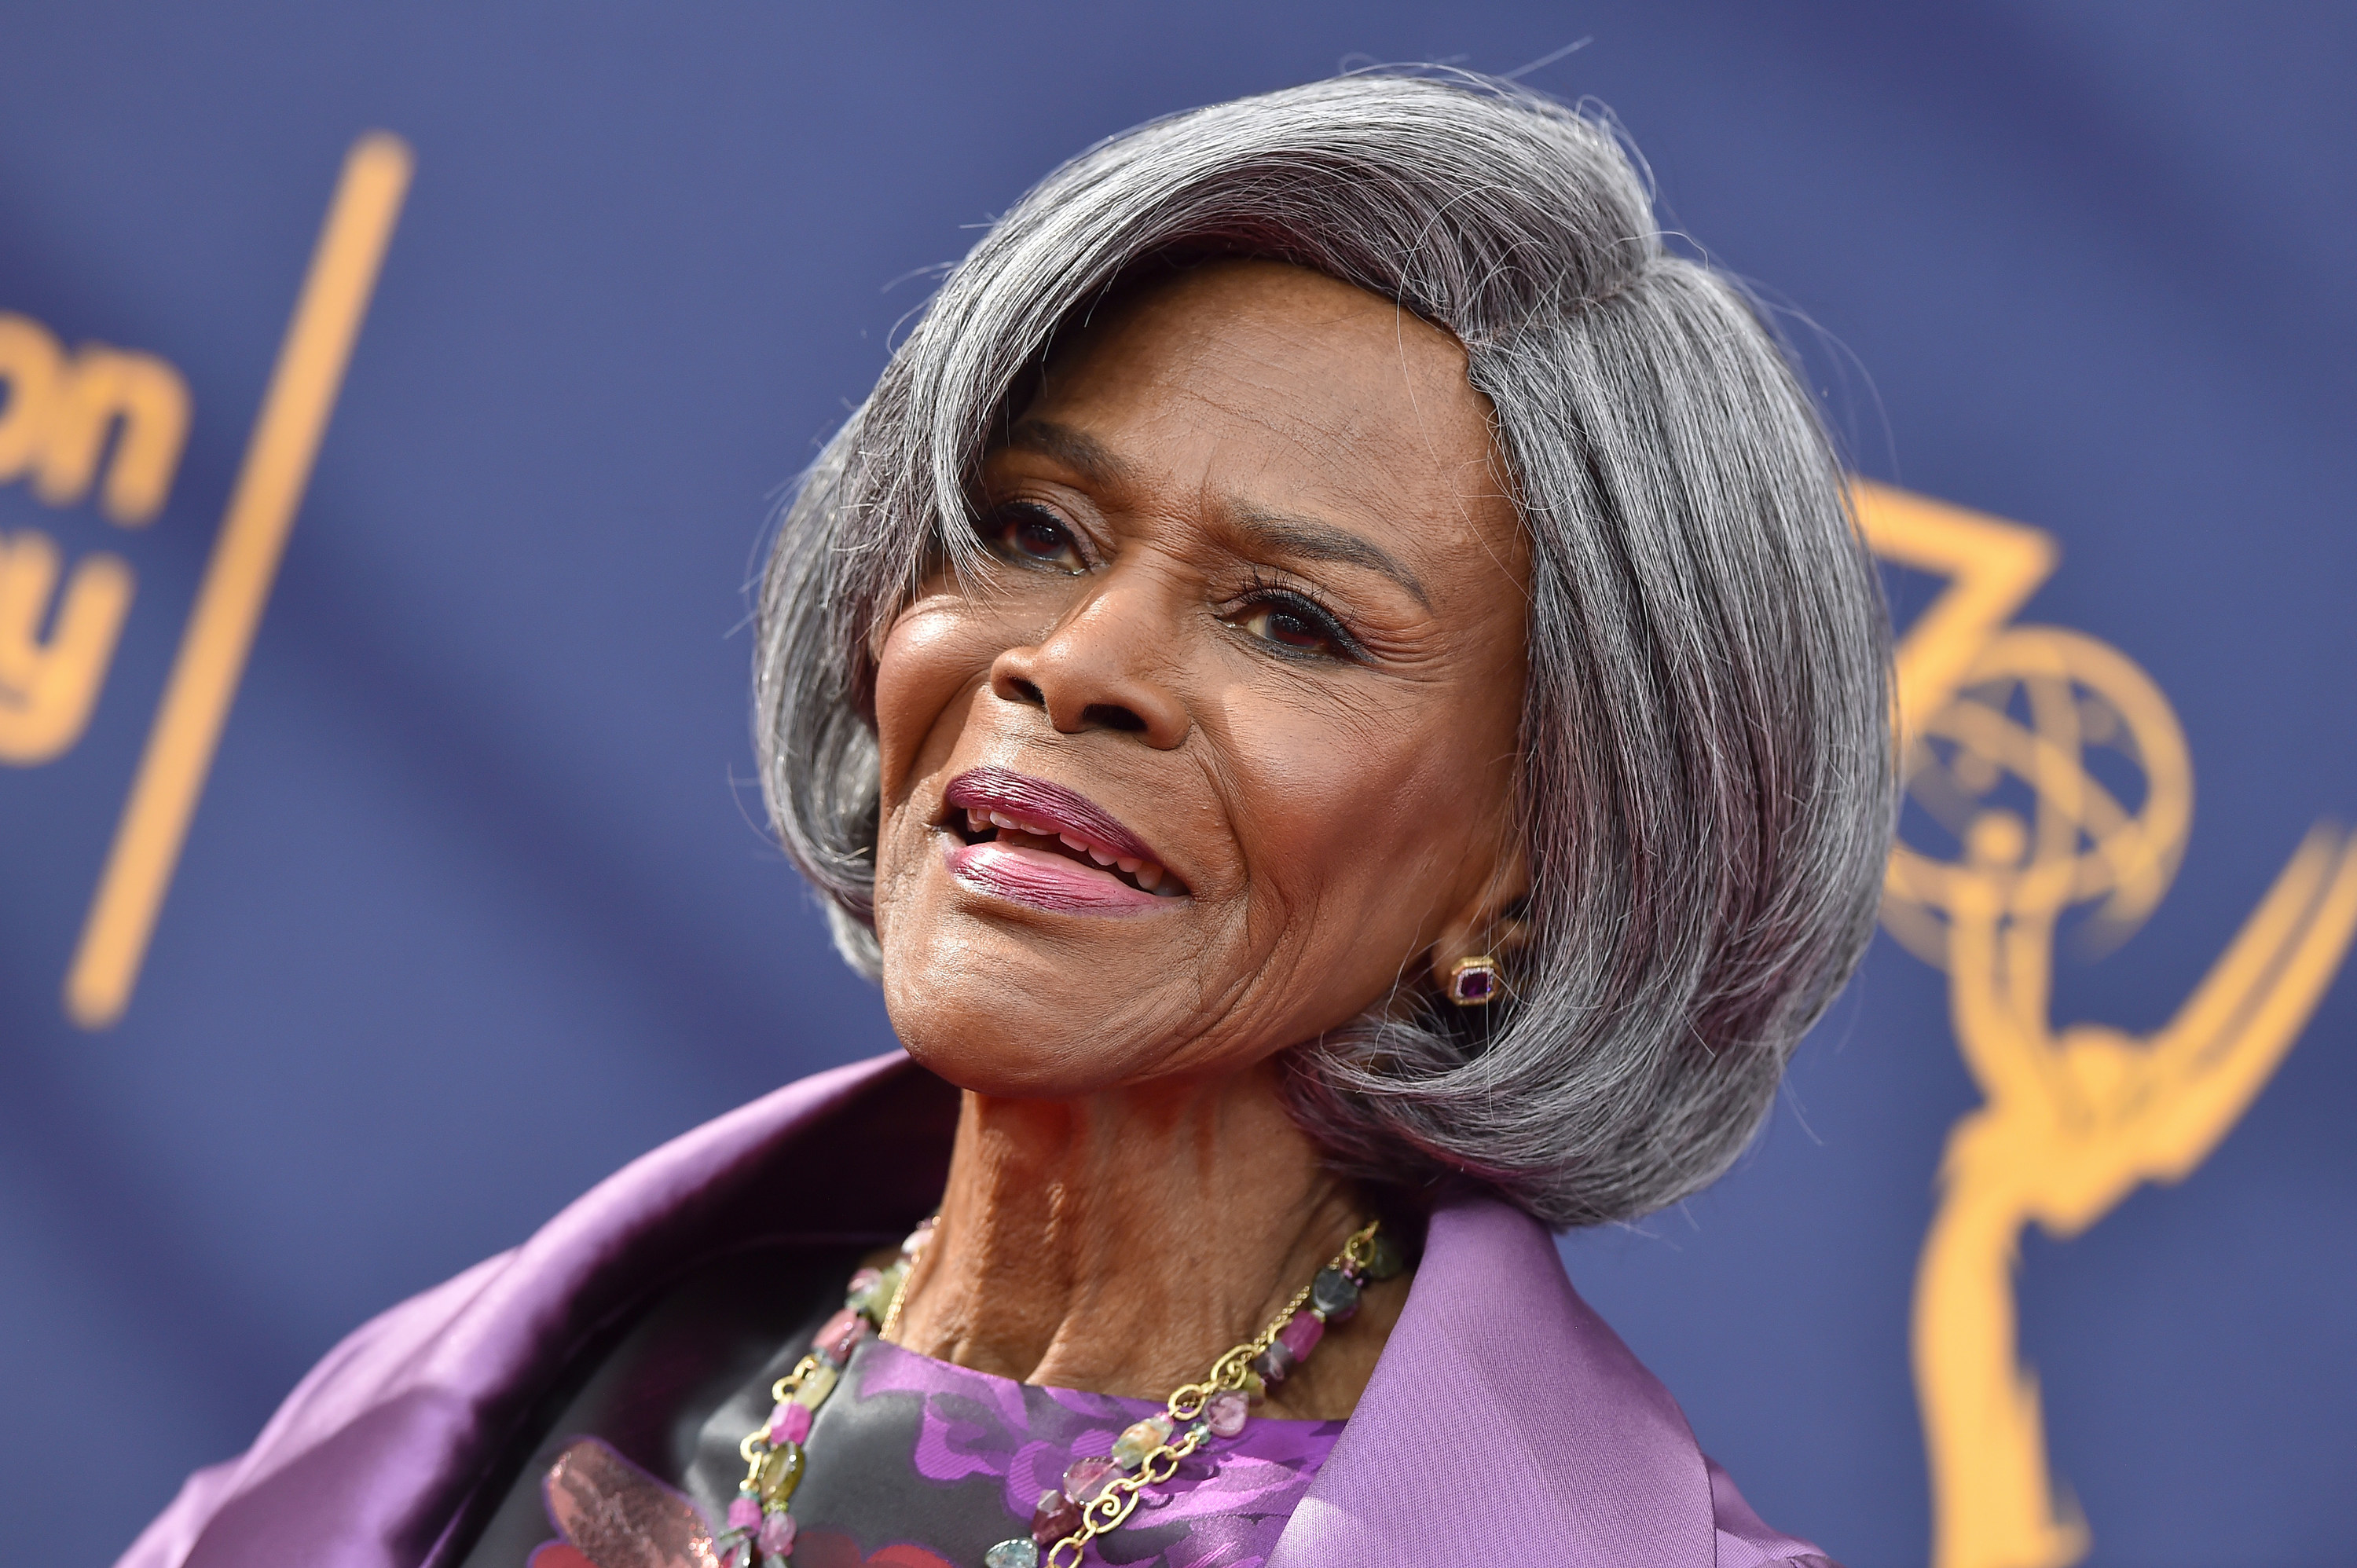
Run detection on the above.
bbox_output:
[1427,830,1532,995]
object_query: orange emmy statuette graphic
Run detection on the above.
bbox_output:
[1857,482,2357,1568]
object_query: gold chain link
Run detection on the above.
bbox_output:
[880,1224,935,1343]
[739,1354,819,1491]
[1040,1219,1378,1567]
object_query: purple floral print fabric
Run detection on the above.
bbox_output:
[851,1338,1344,1566]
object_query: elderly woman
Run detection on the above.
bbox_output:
[123,71,1888,1568]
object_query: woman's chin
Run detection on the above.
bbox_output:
[878,926,1215,1100]
[893,1020,1141,1101]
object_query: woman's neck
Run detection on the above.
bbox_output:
[887,1057,1406,1419]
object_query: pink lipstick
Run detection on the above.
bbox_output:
[940,766,1187,915]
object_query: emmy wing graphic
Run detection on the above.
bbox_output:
[1858,482,2357,1568]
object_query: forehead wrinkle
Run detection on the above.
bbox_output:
[1022,283,1491,615]
[1173,296,1482,616]
[1375,295,1533,614]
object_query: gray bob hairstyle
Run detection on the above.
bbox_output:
[756,71,1893,1229]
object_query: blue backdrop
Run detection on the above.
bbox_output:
[4,6,2352,1566]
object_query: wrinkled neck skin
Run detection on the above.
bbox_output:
[888,1057,1408,1420]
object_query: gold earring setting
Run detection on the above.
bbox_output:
[1444,954,1503,1007]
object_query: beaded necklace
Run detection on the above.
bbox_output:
[717,1215,1401,1568]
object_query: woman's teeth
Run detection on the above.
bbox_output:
[963,806,1170,893]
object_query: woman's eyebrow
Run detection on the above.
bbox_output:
[1001,419,1431,608]
[1230,504,1432,610]
[1000,419,1134,487]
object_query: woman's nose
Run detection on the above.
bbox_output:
[988,581,1190,749]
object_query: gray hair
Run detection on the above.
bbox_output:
[754,70,1893,1229]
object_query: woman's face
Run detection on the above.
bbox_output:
[870,259,1530,1097]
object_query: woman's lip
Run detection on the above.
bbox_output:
[944,841,1167,914]
[942,766,1164,866]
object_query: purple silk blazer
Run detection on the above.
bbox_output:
[117,1052,1833,1568]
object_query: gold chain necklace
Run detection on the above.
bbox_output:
[717,1216,1402,1568]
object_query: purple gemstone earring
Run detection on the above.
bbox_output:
[1444,954,1503,1006]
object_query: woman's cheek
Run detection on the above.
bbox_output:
[872,603,997,796]
[1231,709,1404,902]
[1247,707,1494,958]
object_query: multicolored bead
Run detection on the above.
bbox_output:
[767,1400,812,1445]
[1309,1266,1361,1321]
[982,1540,1039,1568]
[815,1306,870,1365]
[1248,1339,1297,1386]
[856,1261,907,1323]
[1204,1389,1250,1438]
[792,1361,838,1409]
[1029,1487,1082,1545]
[1061,1455,1118,1504]
[1112,1414,1174,1468]
[754,1442,804,1506]
[1276,1308,1323,1361]
[844,1266,887,1317]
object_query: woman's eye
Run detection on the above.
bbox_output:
[1233,595,1354,659]
[977,504,1086,573]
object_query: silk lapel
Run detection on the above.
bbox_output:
[160,1052,947,1568]
[1268,1197,1717,1568]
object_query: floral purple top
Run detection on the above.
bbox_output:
[533,1336,1343,1568]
